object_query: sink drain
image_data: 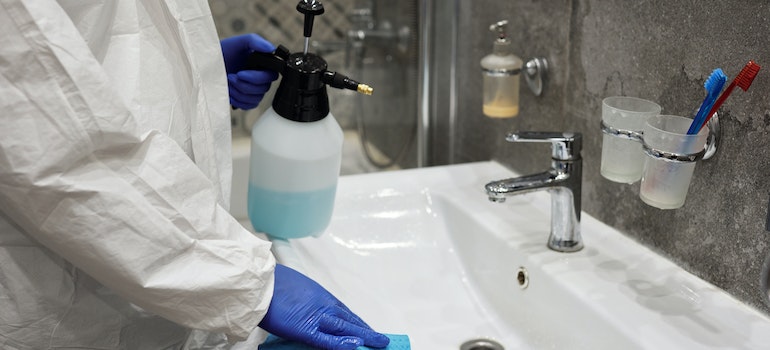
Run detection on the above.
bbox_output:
[460,338,504,350]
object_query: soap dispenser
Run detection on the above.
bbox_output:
[245,0,372,239]
[481,20,523,118]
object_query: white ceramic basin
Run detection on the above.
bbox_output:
[230,139,770,349]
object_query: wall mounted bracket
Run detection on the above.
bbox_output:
[524,57,548,97]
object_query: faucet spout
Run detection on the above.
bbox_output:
[485,132,583,252]
[485,170,566,201]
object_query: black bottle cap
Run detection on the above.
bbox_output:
[272,53,330,122]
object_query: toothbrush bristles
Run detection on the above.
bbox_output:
[704,68,727,90]
[736,60,760,91]
[697,60,761,133]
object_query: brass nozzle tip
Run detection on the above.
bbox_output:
[357,84,373,95]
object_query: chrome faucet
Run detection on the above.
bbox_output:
[485,132,583,252]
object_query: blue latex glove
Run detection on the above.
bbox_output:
[260,264,390,350]
[220,33,279,110]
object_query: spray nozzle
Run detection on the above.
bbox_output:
[322,71,373,95]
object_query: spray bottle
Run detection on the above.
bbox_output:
[246,0,372,240]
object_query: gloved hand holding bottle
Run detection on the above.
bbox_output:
[221,33,279,109]
[259,264,390,350]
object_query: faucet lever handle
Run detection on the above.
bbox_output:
[505,131,582,160]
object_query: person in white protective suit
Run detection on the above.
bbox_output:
[0,1,390,349]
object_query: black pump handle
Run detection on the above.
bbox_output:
[297,0,325,38]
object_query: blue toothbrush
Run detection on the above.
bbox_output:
[687,68,727,134]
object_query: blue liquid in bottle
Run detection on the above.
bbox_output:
[247,183,337,239]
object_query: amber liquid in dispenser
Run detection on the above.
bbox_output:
[483,71,521,117]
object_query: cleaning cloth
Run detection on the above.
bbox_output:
[258,334,411,350]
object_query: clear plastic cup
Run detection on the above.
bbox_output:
[639,115,709,209]
[600,96,662,183]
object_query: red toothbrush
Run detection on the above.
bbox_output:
[699,60,761,131]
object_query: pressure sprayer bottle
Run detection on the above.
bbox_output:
[246,0,372,239]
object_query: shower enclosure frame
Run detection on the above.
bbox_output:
[418,0,459,167]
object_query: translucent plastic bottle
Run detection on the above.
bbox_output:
[248,106,343,239]
[244,47,369,239]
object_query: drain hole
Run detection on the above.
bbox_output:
[516,266,529,289]
[460,338,504,350]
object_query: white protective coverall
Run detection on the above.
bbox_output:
[0,0,275,348]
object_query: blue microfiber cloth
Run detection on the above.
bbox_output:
[258,334,410,350]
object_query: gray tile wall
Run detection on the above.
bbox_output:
[456,0,770,313]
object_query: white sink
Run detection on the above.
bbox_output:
[230,139,770,349]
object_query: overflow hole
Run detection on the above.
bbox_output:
[516,267,529,289]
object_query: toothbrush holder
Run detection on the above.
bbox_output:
[600,110,721,210]
[638,115,709,209]
[599,96,662,184]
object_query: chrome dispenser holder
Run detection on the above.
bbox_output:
[524,57,548,97]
